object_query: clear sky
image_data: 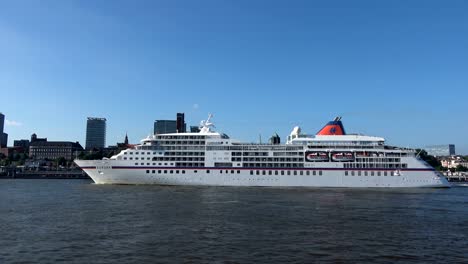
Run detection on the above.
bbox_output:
[1,0,467,153]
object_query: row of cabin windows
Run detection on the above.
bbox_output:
[239,152,304,157]
[355,158,401,163]
[144,169,323,176]
[161,146,206,151]
[157,135,206,139]
[163,152,205,156]
[147,170,187,174]
[174,163,206,167]
[124,157,205,162]
[136,163,174,166]
[125,151,163,155]
[220,170,241,174]
[124,157,153,160]
[134,162,205,167]
[243,163,304,168]
[233,147,303,152]
[241,157,304,162]
[343,163,407,169]
[344,171,400,176]
[249,170,322,176]
[307,146,377,149]
[124,151,204,156]
[158,141,205,145]
[152,157,205,161]
[144,170,215,174]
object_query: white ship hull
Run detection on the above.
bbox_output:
[75,160,450,188]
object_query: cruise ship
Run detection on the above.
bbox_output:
[75,115,450,187]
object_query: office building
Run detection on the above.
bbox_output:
[31,133,47,143]
[154,113,187,135]
[0,113,4,134]
[176,113,186,133]
[425,144,456,157]
[190,126,201,133]
[0,113,8,147]
[13,139,30,149]
[154,120,177,135]
[86,117,106,150]
[30,141,84,160]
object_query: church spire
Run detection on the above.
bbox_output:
[124,133,128,145]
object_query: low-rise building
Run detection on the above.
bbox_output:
[31,133,47,143]
[0,146,25,157]
[29,141,84,160]
[440,156,468,169]
[14,139,30,149]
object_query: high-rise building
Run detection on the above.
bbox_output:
[154,113,187,135]
[176,113,186,133]
[0,113,8,147]
[0,113,4,133]
[86,117,106,150]
[154,120,177,135]
[190,126,201,133]
[425,144,456,157]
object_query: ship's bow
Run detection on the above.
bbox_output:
[74,159,101,183]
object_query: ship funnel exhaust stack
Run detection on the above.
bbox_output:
[316,117,346,136]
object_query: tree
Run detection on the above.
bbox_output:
[79,150,104,160]
[416,149,441,169]
[56,157,67,167]
[0,157,11,166]
[106,150,115,158]
[455,165,467,172]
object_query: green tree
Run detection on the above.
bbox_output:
[0,157,11,166]
[56,157,67,167]
[455,165,467,172]
[106,150,115,158]
[80,150,104,160]
[416,149,441,168]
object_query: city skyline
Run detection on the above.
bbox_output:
[1,1,467,153]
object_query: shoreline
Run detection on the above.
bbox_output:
[0,170,90,179]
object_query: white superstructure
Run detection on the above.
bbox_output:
[75,115,450,187]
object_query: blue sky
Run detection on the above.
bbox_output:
[1,0,467,153]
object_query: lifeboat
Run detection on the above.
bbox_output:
[331,152,355,162]
[305,152,329,162]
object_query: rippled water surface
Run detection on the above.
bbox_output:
[1,179,467,263]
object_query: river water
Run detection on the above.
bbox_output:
[0,179,467,263]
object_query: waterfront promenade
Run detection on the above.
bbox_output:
[0,169,89,179]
